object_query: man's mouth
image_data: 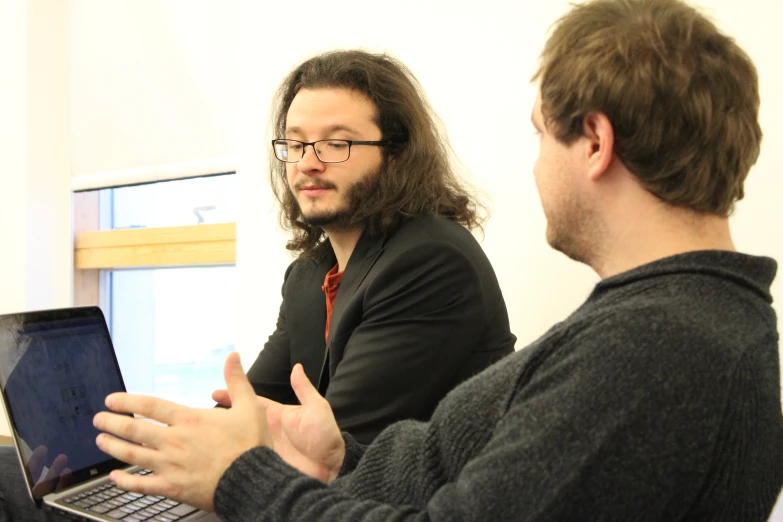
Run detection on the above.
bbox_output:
[301,187,328,197]
[297,183,334,198]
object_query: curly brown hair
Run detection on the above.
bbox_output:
[533,0,762,216]
[269,50,485,258]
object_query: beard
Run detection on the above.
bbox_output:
[297,165,383,230]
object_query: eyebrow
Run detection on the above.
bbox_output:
[285,124,363,137]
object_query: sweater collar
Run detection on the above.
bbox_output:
[592,250,777,303]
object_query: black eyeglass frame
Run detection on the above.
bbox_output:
[271,138,389,163]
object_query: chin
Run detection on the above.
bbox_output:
[302,213,336,227]
[301,208,349,228]
[547,226,579,262]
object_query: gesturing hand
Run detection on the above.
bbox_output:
[93,352,269,511]
[212,363,345,483]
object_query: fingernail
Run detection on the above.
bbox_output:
[105,394,114,408]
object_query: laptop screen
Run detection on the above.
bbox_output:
[0,307,129,500]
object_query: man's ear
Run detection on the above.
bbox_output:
[582,112,615,181]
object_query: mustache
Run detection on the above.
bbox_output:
[294,179,337,191]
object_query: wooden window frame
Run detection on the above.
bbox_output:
[72,191,236,307]
[74,222,236,269]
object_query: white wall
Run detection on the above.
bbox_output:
[66,0,237,178]
[0,0,72,437]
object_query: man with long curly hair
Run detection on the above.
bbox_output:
[244,50,516,444]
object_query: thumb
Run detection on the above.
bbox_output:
[290,364,322,406]
[224,352,256,409]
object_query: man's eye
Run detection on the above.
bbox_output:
[326,141,348,149]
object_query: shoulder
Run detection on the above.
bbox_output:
[379,219,479,272]
[553,296,770,392]
[387,215,476,245]
[282,254,336,289]
[368,216,505,294]
[382,216,484,262]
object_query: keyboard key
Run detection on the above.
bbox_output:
[167,503,197,517]
[151,515,178,522]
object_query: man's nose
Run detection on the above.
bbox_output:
[297,143,325,172]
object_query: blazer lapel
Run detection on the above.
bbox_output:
[298,249,336,388]
[325,231,385,346]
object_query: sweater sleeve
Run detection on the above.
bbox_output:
[214,419,433,521]
[213,447,425,522]
[337,432,367,477]
[213,310,774,521]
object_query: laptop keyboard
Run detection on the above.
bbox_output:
[62,469,198,521]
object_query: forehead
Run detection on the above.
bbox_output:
[285,87,379,136]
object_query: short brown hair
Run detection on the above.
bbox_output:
[534,0,761,216]
[270,50,484,258]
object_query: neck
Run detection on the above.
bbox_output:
[325,226,365,272]
[591,200,736,279]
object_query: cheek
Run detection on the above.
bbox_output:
[285,165,296,188]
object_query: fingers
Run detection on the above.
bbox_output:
[223,352,256,410]
[211,389,231,406]
[42,453,68,485]
[95,433,159,470]
[93,412,164,447]
[290,363,322,406]
[54,468,73,493]
[31,453,67,497]
[28,445,48,482]
[104,393,183,426]
[108,470,169,498]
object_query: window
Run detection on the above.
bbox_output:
[73,174,236,408]
[111,174,237,229]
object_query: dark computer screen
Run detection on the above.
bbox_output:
[0,308,129,499]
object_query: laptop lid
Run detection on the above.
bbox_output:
[0,306,131,507]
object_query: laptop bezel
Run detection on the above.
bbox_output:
[0,306,132,507]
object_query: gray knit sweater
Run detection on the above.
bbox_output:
[215,251,783,521]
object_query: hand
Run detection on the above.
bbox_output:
[93,352,269,511]
[212,363,345,482]
[27,445,73,497]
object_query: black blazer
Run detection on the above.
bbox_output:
[246,216,516,443]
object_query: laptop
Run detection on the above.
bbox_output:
[0,306,219,521]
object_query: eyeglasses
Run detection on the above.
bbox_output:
[271,139,387,163]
